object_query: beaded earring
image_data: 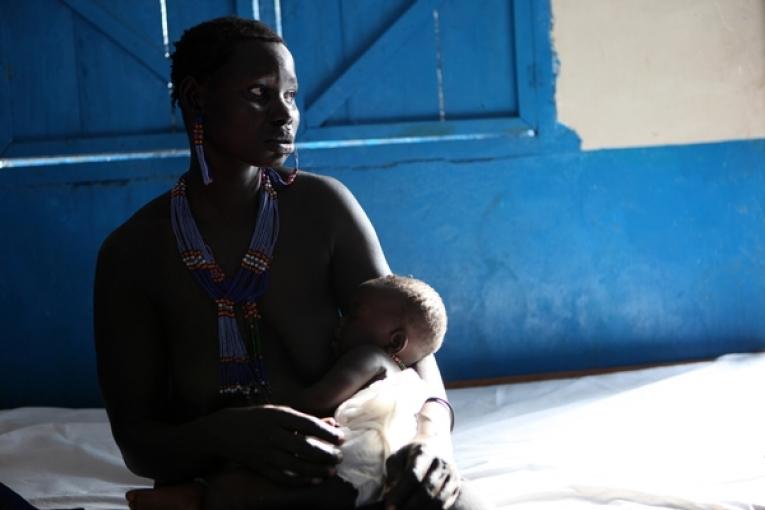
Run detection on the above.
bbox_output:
[391,353,407,370]
[193,115,213,185]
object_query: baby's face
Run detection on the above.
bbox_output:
[334,287,404,356]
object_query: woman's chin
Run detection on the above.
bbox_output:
[255,152,290,168]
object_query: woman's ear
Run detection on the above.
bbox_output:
[388,329,408,355]
[178,76,204,114]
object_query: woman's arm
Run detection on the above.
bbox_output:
[323,176,391,311]
[412,355,454,455]
[95,230,212,481]
[94,230,343,484]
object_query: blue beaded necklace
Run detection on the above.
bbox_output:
[170,168,296,400]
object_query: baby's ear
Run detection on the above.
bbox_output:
[388,329,408,354]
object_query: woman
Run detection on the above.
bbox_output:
[94,16,483,509]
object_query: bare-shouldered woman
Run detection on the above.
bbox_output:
[94,17,489,510]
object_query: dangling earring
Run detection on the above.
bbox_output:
[293,146,300,171]
[193,115,213,185]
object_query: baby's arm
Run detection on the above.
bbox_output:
[289,344,399,417]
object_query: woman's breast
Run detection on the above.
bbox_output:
[159,279,339,415]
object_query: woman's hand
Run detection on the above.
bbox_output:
[383,442,461,510]
[215,404,345,486]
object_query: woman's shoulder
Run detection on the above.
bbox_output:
[99,191,172,261]
[288,168,346,191]
[286,169,358,211]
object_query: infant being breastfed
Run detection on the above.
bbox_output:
[329,275,450,506]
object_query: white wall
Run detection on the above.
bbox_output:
[552,0,765,150]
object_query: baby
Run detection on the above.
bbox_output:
[289,274,447,415]
[287,274,449,506]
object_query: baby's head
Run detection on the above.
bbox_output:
[335,275,447,367]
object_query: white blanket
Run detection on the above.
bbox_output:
[334,368,428,505]
[452,353,765,509]
[1,353,763,509]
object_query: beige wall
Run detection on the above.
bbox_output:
[552,0,765,150]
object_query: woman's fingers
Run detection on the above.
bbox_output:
[286,431,344,464]
[384,444,424,507]
[384,445,462,510]
[395,457,448,510]
[441,475,461,509]
[272,405,345,445]
[269,426,343,466]
[424,460,458,509]
[424,458,461,509]
[267,447,337,478]
[257,462,320,487]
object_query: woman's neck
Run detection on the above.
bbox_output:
[185,154,263,225]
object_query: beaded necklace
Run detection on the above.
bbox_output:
[170,168,296,400]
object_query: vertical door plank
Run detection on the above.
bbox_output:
[3,0,82,140]
[0,22,12,153]
[165,0,236,54]
[512,0,538,128]
[281,0,345,119]
[439,0,517,119]
[339,0,439,125]
[61,0,168,80]
[304,0,443,128]
[73,16,173,135]
[235,0,258,20]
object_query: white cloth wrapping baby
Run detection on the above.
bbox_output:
[334,368,429,506]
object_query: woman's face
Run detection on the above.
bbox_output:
[200,40,300,168]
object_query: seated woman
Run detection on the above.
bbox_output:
[94,16,489,510]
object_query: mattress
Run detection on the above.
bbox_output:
[1,352,763,509]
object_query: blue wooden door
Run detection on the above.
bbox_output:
[1,0,543,169]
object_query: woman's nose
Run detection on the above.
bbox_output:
[271,98,296,126]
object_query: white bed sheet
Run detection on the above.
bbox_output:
[452,353,765,509]
[1,353,763,509]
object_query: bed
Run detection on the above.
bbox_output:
[1,352,763,510]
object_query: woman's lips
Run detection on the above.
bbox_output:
[264,139,294,154]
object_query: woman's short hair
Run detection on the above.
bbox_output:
[170,16,283,107]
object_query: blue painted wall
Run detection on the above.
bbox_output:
[1,0,764,408]
[1,139,764,407]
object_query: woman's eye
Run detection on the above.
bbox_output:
[249,86,265,97]
[285,90,297,103]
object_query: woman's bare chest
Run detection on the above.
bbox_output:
[155,222,339,413]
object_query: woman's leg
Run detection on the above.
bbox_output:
[125,482,204,510]
[203,468,358,510]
